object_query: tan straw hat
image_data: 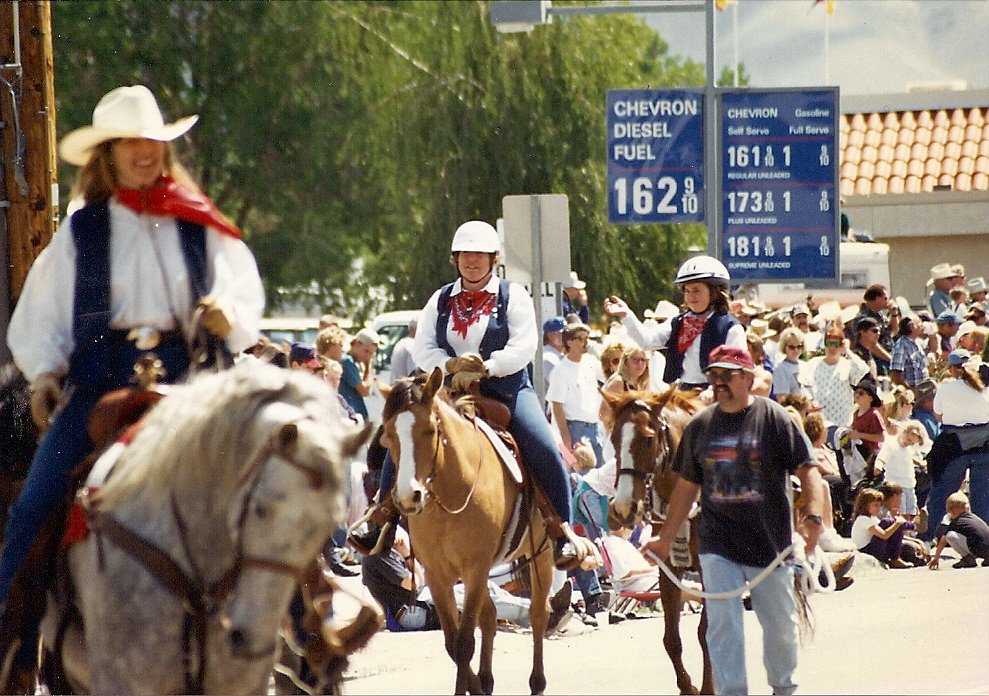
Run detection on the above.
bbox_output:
[58,85,199,166]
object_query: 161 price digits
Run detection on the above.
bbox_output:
[726,235,792,257]
[614,176,699,216]
[726,145,791,168]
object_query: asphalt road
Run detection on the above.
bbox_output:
[337,553,989,695]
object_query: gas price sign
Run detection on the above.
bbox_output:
[719,88,839,283]
[607,89,704,224]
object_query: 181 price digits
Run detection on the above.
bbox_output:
[726,235,792,258]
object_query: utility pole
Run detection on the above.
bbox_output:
[0,0,58,362]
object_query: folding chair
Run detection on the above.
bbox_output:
[595,537,662,615]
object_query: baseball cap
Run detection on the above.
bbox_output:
[706,345,755,371]
[563,271,586,290]
[947,348,972,366]
[543,316,565,333]
[353,327,382,345]
[914,379,937,401]
[790,304,810,318]
[289,342,322,369]
[935,310,962,325]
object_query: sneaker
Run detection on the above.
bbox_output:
[953,554,978,569]
[577,612,598,628]
[887,557,912,569]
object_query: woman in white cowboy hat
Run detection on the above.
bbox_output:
[0,85,264,615]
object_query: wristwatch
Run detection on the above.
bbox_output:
[804,514,824,526]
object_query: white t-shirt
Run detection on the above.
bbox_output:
[851,514,881,549]
[875,438,916,488]
[933,378,989,426]
[546,355,601,423]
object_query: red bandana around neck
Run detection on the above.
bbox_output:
[449,289,496,340]
[677,312,709,353]
[115,176,242,239]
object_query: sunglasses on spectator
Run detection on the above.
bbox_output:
[784,344,802,351]
[707,368,743,384]
[824,339,843,347]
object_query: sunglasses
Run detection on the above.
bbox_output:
[707,368,743,384]
[824,339,843,347]
[784,344,802,350]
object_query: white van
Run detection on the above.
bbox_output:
[751,241,891,309]
[364,309,420,424]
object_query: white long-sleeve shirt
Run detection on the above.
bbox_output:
[7,199,265,382]
[412,276,536,378]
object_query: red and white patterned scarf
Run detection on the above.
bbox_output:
[677,313,709,353]
[449,289,496,339]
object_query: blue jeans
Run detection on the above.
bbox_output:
[920,451,989,541]
[379,385,572,522]
[699,553,799,696]
[566,420,604,469]
[0,332,190,604]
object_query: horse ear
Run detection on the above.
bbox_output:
[423,367,444,401]
[340,421,374,459]
[599,389,626,411]
[377,379,392,400]
[654,383,678,409]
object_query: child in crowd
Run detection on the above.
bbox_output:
[928,492,989,569]
[879,483,928,567]
[849,378,885,458]
[850,488,912,568]
[874,421,926,519]
[804,411,856,551]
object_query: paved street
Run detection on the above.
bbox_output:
[338,557,989,695]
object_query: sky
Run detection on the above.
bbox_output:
[638,0,989,96]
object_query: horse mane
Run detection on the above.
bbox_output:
[601,386,704,431]
[382,373,458,422]
[98,363,342,509]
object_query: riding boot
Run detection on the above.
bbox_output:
[532,486,600,572]
[346,495,399,556]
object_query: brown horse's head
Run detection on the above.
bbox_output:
[379,368,445,515]
[602,386,702,529]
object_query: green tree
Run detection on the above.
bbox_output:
[52,1,728,324]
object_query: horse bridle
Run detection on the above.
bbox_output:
[88,418,328,693]
[614,399,673,522]
[402,408,483,515]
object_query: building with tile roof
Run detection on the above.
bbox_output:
[839,89,989,306]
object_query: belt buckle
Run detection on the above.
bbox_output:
[126,326,162,351]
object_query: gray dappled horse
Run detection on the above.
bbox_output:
[39,363,371,694]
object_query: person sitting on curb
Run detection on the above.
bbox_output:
[928,491,989,569]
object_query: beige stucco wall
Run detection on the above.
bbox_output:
[844,190,989,307]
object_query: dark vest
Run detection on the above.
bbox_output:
[68,201,211,390]
[663,311,737,384]
[435,279,531,403]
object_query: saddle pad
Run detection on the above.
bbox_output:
[474,418,524,485]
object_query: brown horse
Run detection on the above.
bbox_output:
[379,369,554,695]
[602,386,713,696]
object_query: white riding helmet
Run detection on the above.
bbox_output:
[675,255,730,287]
[451,220,500,254]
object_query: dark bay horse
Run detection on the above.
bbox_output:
[380,369,554,695]
[601,387,713,695]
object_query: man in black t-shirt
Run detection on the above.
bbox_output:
[644,346,824,696]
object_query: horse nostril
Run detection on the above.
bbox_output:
[229,627,247,652]
[412,490,422,505]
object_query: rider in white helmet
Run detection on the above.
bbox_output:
[604,255,746,390]
[351,220,597,571]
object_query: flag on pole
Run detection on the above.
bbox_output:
[813,0,836,14]
[716,0,736,11]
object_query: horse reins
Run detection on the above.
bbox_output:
[88,422,324,693]
[420,413,484,515]
[614,400,672,524]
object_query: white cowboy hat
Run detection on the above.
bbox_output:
[58,85,199,166]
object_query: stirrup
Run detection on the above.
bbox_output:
[552,523,602,572]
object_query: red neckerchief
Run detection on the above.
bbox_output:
[115,176,242,239]
[449,289,496,340]
[677,313,709,353]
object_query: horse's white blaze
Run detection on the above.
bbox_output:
[614,422,637,514]
[394,411,424,505]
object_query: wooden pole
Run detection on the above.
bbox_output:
[1,0,58,319]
